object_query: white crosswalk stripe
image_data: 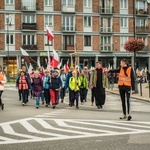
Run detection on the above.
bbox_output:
[0,117,150,145]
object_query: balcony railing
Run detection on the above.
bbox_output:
[62,26,75,32]
[101,44,112,51]
[22,45,37,50]
[136,26,149,33]
[99,6,114,14]
[22,23,37,30]
[100,27,112,33]
[136,9,148,15]
[22,0,36,11]
[61,4,75,13]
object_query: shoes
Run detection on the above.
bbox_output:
[61,100,63,103]
[120,115,127,119]
[52,105,56,109]
[76,106,79,109]
[45,104,48,107]
[22,103,25,106]
[127,115,132,121]
[1,103,4,110]
[91,102,94,106]
[36,106,39,109]
[97,105,101,109]
[42,101,45,105]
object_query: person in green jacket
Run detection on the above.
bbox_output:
[69,70,81,109]
[79,70,88,105]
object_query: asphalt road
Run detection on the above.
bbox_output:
[0,86,150,150]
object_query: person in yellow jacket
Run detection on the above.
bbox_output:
[69,70,81,109]
[0,65,7,110]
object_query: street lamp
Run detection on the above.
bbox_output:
[133,0,139,93]
[6,14,12,82]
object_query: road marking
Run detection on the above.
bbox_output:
[0,118,150,145]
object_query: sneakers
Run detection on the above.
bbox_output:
[76,106,79,109]
[1,103,4,110]
[22,103,25,106]
[52,105,56,109]
[120,115,132,121]
[119,115,127,119]
[127,115,132,121]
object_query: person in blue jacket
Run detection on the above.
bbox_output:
[43,69,51,107]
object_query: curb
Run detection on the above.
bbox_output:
[106,90,150,103]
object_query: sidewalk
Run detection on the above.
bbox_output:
[106,83,150,102]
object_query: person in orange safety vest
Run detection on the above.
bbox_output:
[109,59,135,121]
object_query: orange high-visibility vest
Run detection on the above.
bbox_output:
[0,72,5,86]
[118,67,132,86]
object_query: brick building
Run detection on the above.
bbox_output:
[0,0,150,78]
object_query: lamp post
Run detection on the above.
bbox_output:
[6,14,12,82]
[133,0,139,93]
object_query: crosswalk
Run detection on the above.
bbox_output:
[0,112,150,145]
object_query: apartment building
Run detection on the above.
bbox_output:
[0,0,150,78]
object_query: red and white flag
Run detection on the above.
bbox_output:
[52,49,59,68]
[46,25,54,41]
[64,59,70,73]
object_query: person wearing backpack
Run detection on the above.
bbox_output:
[0,65,7,110]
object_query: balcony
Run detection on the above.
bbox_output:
[99,6,114,14]
[100,27,112,33]
[136,26,150,33]
[22,45,37,50]
[61,4,75,13]
[136,9,148,15]
[22,23,37,31]
[62,26,75,32]
[22,0,36,11]
[63,45,75,51]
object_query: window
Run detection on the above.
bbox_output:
[45,0,52,6]
[63,16,74,31]
[136,18,146,27]
[84,16,91,27]
[5,14,14,25]
[136,1,145,10]
[23,15,35,23]
[84,0,92,7]
[120,36,128,51]
[120,18,128,28]
[45,35,53,45]
[63,35,74,50]
[101,17,111,31]
[6,34,14,45]
[84,36,91,46]
[101,36,111,51]
[45,15,52,26]
[120,0,127,9]
[23,35,35,45]
[62,0,74,6]
[137,37,147,46]
[6,0,14,4]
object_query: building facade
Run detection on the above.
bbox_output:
[0,0,150,79]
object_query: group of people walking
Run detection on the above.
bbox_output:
[1,59,136,121]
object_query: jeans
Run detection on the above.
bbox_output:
[71,90,79,106]
[21,89,28,103]
[35,97,40,107]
